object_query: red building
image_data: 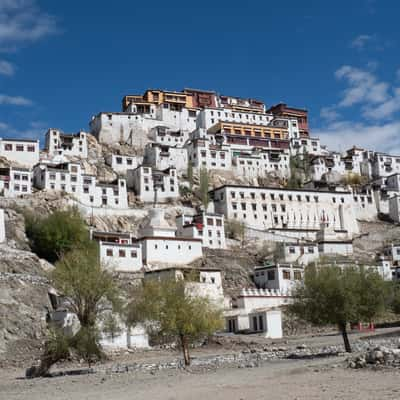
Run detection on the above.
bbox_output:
[267,103,309,137]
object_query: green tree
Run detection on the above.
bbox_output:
[224,219,245,244]
[25,207,90,263]
[101,313,122,343]
[28,246,120,377]
[199,167,209,210]
[288,265,387,352]
[127,277,223,366]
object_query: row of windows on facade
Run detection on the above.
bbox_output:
[115,157,135,165]
[226,191,351,204]
[255,270,302,280]
[209,110,271,122]
[3,144,36,152]
[13,174,29,181]
[142,167,176,177]
[106,248,137,258]
[47,182,121,197]
[5,184,29,192]
[217,127,284,139]
[231,212,332,225]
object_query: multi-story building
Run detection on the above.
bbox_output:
[127,165,179,203]
[149,125,189,146]
[33,162,128,208]
[99,241,142,272]
[210,184,360,236]
[0,138,39,167]
[253,263,303,294]
[176,212,226,249]
[267,103,309,137]
[45,129,88,159]
[186,137,232,171]
[136,208,203,266]
[144,143,188,174]
[0,166,32,197]
[232,148,290,179]
[310,153,345,181]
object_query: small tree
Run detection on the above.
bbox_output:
[199,167,209,210]
[25,207,90,263]
[224,219,245,243]
[288,265,387,352]
[102,313,122,343]
[127,277,223,366]
[28,245,120,377]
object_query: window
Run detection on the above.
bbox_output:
[267,270,275,280]
[119,249,126,257]
[294,271,302,280]
[27,145,35,152]
[131,251,137,258]
[22,185,27,192]
[216,219,222,226]
[308,246,315,253]
[289,247,296,254]
[16,145,24,151]
[4,144,12,151]
[207,218,213,225]
[14,174,20,180]
[127,158,133,165]
[22,175,28,181]
[116,157,123,164]
[282,270,290,280]
[106,249,113,256]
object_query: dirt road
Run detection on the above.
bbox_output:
[2,356,400,400]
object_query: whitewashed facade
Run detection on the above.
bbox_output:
[33,162,128,209]
[99,241,142,272]
[144,143,188,174]
[176,212,226,249]
[127,166,179,203]
[210,185,360,236]
[0,138,39,167]
[105,154,142,174]
[0,166,32,197]
[45,129,88,159]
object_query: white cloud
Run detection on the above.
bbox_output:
[0,0,57,49]
[0,60,14,75]
[320,106,340,121]
[315,120,400,154]
[350,34,373,50]
[335,65,389,107]
[0,94,32,106]
[0,120,45,140]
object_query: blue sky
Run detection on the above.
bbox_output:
[0,0,400,152]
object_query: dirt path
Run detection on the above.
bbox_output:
[2,357,400,400]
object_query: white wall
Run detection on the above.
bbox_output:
[0,139,39,167]
[100,242,143,272]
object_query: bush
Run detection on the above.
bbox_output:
[25,207,91,263]
[224,219,245,241]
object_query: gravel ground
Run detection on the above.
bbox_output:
[2,356,400,400]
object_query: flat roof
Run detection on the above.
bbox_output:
[1,137,39,143]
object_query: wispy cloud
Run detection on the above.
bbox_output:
[0,120,46,140]
[320,106,340,122]
[335,65,389,107]
[0,94,32,106]
[350,34,373,50]
[315,120,400,154]
[0,0,58,50]
[0,59,14,75]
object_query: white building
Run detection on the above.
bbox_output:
[137,208,203,266]
[144,143,188,174]
[282,242,319,265]
[253,263,303,294]
[45,129,88,159]
[290,137,326,156]
[0,138,39,167]
[0,166,32,197]
[33,162,128,209]
[186,136,232,171]
[176,212,226,249]
[210,185,360,237]
[310,153,345,181]
[232,149,290,179]
[99,241,142,272]
[144,266,224,306]
[382,243,400,266]
[149,125,189,146]
[316,220,354,256]
[127,165,179,203]
[105,153,142,174]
